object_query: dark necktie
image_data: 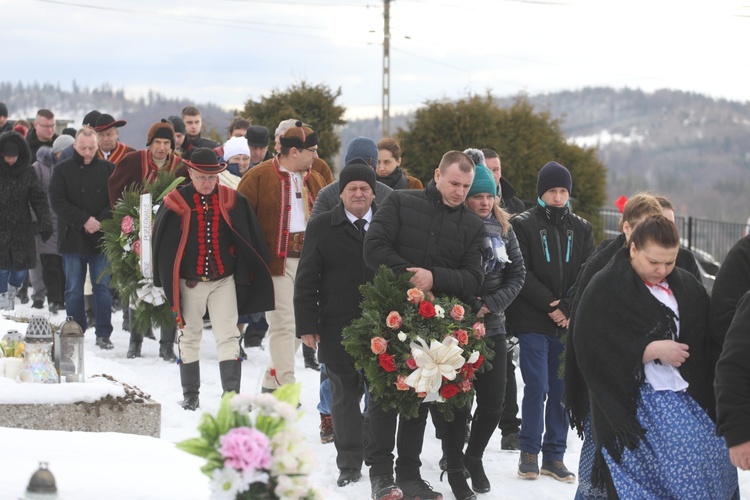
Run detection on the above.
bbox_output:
[354,218,367,240]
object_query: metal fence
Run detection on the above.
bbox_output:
[598,209,746,265]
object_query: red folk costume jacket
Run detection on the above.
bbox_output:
[108,150,186,206]
[152,184,274,328]
[98,141,135,166]
[236,155,327,276]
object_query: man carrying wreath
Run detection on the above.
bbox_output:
[363,150,485,500]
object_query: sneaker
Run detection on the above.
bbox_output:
[320,413,334,444]
[371,474,403,500]
[32,299,45,309]
[501,432,520,450]
[96,337,114,350]
[540,460,576,482]
[518,452,539,479]
[397,478,443,500]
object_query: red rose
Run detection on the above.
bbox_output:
[450,304,465,321]
[460,364,475,381]
[454,329,468,346]
[370,336,388,355]
[419,301,436,318]
[440,384,460,399]
[386,311,403,330]
[405,357,418,370]
[378,353,397,372]
[473,355,485,369]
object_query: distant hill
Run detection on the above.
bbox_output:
[340,88,750,224]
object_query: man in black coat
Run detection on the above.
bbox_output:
[180,105,219,160]
[294,159,378,489]
[48,128,116,348]
[27,109,58,164]
[363,150,485,500]
[506,161,593,482]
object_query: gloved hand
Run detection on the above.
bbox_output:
[40,230,53,242]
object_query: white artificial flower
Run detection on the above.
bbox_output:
[467,350,480,364]
[434,304,445,318]
[397,331,407,342]
[210,467,244,500]
[123,243,131,252]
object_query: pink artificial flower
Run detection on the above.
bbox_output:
[450,304,465,321]
[121,215,135,235]
[386,311,402,330]
[458,379,472,393]
[472,322,486,339]
[133,239,141,256]
[219,427,272,472]
[406,288,425,304]
[395,375,410,391]
[405,357,418,370]
[371,336,388,355]
[454,329,469,346]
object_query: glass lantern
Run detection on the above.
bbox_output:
[23,315,59,384]
[54,316,85,383]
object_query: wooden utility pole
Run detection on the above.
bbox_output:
[382,0,391,137]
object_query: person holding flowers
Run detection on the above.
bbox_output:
[438,163,525,499]
[363,150,485,500]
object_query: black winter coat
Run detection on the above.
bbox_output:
[710,235,750,348]
[26,128,57,164]
[499,177,525,215]
[715,289,750,448]
[468,219,525,335]
[506,203,594,336]
[364,184,485,304]
[294,202,376,364]
[0,132,52,269]
[48,151,114,254]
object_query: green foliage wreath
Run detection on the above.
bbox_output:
[342,266,494,421]
[101,170,184,333]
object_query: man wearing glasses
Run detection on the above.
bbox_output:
[237,122,327,393]
[152,148,274,410]
[27,109,58,163]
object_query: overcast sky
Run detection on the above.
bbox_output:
[4,0,749,119]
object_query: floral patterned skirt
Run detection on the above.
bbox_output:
[602,383,739,500]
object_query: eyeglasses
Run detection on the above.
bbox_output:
[194,175,219,183]
[36,122,55,129]
[304,147,319,154]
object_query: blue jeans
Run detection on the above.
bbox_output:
[518,332,568,462]
[62,253,113,338]
[318,363,331,415]
[0,268,27,293]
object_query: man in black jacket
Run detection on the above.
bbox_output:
[506,161,593,482]
[48,128,116,348]
[363,150,485,500]
[180,105,219,160]
[294,159,378,489]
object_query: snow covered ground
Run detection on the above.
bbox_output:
[2,305,749,499]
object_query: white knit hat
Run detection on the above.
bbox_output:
[223,136,250,161]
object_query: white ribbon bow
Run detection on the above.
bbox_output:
[405,336,466,395]
[135,279,166,306]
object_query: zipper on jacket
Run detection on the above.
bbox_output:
[566,230,573,263]
[540,229,551,262]
[553,227,564,297]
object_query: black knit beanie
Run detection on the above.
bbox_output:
[339,158,377,193]
[537,161,572,198]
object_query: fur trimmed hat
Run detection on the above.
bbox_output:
[147,119,175,150]
[537,161,572,198]
[279,121,317,150]
[339,158,377,193]
[184,147,227,174]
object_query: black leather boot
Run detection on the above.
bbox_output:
[159,324,177,361]
[441,456,477,500]
[303,343,320,371]
[126,331,143,359]
[219,359,242,395]
[84,294,95,328]
[180,361,200,410]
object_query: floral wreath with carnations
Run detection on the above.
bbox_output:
[101,170,184,334]
[177,384,320,500]
[342,266,494,421]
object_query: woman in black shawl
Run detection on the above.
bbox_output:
[376,138,423,190]
[574,216,738,499]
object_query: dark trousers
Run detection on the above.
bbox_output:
[440,336,508,461]
[327,362,365,470]
[365,390,430,480]
[499,342,521,435]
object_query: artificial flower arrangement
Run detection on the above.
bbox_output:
[101,170,184,334]
[0,335,25,358]
[342,266,494,422]
[177,384,320,500]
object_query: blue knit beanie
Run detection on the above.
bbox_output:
[344,136,378,169]
[468,165,496,198]
[537,161,572,198]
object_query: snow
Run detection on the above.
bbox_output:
[2,307,749,499]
